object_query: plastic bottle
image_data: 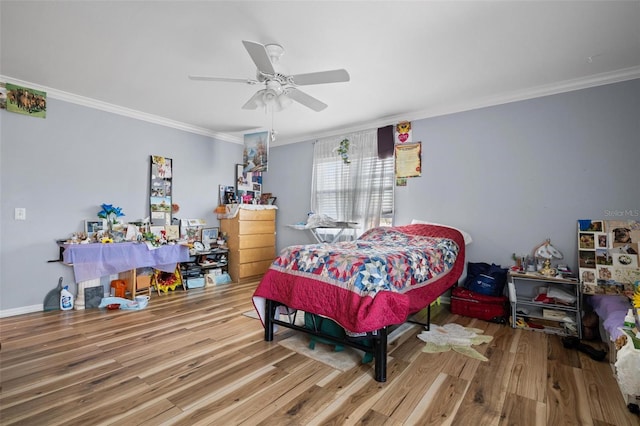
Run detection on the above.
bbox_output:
[623,308,635,328]
[60,286,74,310]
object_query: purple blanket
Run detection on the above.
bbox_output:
[589,295,631,341]
[63,242,190,282]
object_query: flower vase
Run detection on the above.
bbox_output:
[106,214,115,234]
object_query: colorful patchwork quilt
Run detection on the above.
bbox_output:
[253,224,466,333]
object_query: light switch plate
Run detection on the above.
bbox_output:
[15,208,26,220]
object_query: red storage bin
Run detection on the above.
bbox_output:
[450,286,508,324]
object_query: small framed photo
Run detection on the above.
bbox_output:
[164,225,179,241]
[580,268,596,284]
[85,219,106,235]
[588,220,603,232]
[201,227,219,243]
[595,232,610,249]
[579,233,595,249]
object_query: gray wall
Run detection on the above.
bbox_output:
[0,99,243,314]
[266,79,640,274]
[2,79,638,314]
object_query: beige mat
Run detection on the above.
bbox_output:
[418,323,493,361]
[242,309,306,326]
[242,310,260,319]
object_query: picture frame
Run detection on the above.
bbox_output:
[164,225,179,241]
[578,233,595,249]
[201,227,219,243]
[85,219,106,235]
[243,130,269,172]
[260,193,272,204]
[595,232,610,249]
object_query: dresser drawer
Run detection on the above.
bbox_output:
[237,246,276,264]
[236,233,275,250]
[238,220,275,235]
[238,208,276,221]
[239,260,273,279]
[221,218,275,236]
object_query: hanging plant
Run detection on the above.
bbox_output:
[337,138,350,164]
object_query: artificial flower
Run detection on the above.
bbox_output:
[337,138,350,164]
[97,203,125,223]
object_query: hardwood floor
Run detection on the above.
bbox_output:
[1,280,637,425]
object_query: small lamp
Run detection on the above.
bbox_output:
[533,239,563,277]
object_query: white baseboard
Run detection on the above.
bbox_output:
[0,304,43,318]
[0,297,450,318]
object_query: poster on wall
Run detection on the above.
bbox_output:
[243,131,269,172]
[4,82,47,118]
[150,155,173,226]
[395,142,422,179]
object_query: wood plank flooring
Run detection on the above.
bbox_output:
[1,280,637,425]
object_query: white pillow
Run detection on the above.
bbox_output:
[410,219,473,245]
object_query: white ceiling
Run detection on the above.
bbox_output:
[2,1,639,146]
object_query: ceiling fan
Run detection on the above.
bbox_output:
[189,40,350,112]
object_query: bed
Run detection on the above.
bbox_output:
[252,223,466,382]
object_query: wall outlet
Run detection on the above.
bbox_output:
[15,208,26,221]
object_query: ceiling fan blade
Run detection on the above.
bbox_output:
[188,75,258,84]
[286,88,328,112]
[242,40,276,75]
[241,90,265,110]
[290,69,350,86]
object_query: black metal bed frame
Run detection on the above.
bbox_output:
[263,298,432,382]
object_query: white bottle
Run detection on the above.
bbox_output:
[60,285,74,310]
[623,308,635,329]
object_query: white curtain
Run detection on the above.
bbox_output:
[311,129,394,236]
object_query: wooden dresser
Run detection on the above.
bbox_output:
[220,207,276,283]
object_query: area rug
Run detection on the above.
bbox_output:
[417,323,493,361]
[277,322,418,372]
[242,310,260,319]
[242,309,306,326]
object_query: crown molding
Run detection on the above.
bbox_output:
[0,75,243,144]
[273,66,640,146]
[4,66,638,147]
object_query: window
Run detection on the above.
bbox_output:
[311,130,394,237]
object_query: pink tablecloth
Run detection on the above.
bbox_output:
[63,242,190,282]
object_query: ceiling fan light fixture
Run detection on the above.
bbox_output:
[262,88,278,104]
[194,40,349,113]
[275,93,293,110]
[264,43,284,63]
